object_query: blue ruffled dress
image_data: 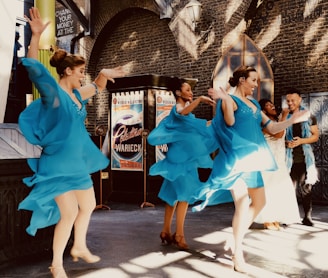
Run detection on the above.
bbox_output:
[193,95,277,211]
[18,58,109,236]
[147,106,218,206]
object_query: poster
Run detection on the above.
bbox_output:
[55,7,77,37]
[154,90,176,162]
[111,91,144,171]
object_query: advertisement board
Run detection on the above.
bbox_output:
[111,91,144,171]
[154,90,176,162]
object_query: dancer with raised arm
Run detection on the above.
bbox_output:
[193,66,309,273]
[18,7,125,278]
[148,80,217,250]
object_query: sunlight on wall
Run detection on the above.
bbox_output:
[304,0,321,18]
[304,16,325,45]
[225,0,243,23]
[121,32,139,50]
[121,61,135,74]
[256,15,281,49]
[310,31,328,64]
[222,20,246,52]
[169,8,200,60]
[305,17,328,66]
[150,49,161,65]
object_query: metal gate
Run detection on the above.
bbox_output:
[303,92,328,204]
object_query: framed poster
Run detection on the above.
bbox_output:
[111,91,144,171]
[154,90,176,162]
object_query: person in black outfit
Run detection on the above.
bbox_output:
[285,88,319,226]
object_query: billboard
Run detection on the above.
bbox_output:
[154,90,176,162]
[110,91,144,171]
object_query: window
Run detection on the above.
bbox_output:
[212,34,274,101]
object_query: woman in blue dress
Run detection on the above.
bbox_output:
[194,66,309,273]
[19,8,125,278]
[148,81,217,250]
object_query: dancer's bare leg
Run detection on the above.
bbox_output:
[52,191,79,268]
[175,202,188,238]
[174,201,189,248]
[231,182,249,260]
[230,181,265,270]
[162,203,177,234]
[159,203,177,245]
[71,187,96,252]
[247,187,266,226]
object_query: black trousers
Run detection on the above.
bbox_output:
[290,162,312,219]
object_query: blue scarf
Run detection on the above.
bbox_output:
[285,106,318,184]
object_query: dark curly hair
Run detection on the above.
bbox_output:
[259,98,271,111]
[284,87,301,96]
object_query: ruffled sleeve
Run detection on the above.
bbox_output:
[18,58,70,154]
[147,106,218,181]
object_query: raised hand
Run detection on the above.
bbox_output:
[208,87,229,101]
[25,7,50,59]
[291,110,310,124]
[199,95,216,107]
[25,7,50,37]
[101,66,127,83]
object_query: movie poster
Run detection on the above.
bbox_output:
[111,91,144,171]
[154,90,176,162]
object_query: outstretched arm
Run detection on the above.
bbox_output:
[78,67,127,100]
[262,110,310,134]
[24,7,50,59]
[179,95,216,115]
[208,87,236,126]
[263,108,289,138]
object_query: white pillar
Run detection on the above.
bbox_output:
[0,0,18,123]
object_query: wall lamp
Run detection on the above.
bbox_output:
[185,0,202,31]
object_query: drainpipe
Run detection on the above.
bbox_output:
[70,31,85,54]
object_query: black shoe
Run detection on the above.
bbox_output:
[302,217,314,226]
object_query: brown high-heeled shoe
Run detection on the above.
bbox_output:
[264,222,279,231]
[49,266,68,278]
[160,232,173,245]
[70,248,101,263]
[273,221,281,230]
[173,234,189,251]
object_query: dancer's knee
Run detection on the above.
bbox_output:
[60,206,79,223]
[79,198,96,215]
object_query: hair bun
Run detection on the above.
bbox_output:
[50,49,68,68]
[228,76,238,87]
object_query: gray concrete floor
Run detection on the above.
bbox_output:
[1,202,327,278]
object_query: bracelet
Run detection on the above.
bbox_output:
[91,82,99,94]
[262,119,271,129]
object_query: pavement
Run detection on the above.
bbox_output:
[1,202,327,278]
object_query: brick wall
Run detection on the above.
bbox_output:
[67,0,328,131]
[246,0,328,104]
[84,0,254,127]
[50,0,328,204]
